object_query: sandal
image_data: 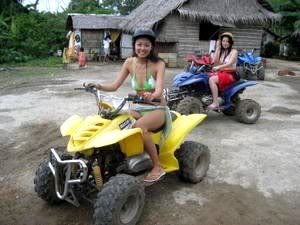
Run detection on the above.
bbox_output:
[144,170,166,183]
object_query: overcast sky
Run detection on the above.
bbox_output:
[23,0,71,12]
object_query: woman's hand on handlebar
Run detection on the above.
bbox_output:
[143,92,155,102]
[83,82,101,90]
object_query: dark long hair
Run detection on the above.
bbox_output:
[132,35,162,63]
[219,35,234,63]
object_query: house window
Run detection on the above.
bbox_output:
[199,22,219,40]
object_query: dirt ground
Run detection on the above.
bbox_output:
[0,59,300,225]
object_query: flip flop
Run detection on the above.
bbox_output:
[207,103,219,110]
[144,170,166,183]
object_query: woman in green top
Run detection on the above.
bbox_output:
[86,28,166,182]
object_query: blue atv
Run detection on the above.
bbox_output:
[165,71,261,124]
[237,49,265,80]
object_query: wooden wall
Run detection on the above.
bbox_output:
[81,29,103,54]
[157,14,263,67]
[219,25,263,53]
[157,14,205,66]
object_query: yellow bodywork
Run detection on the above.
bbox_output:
[60,112,206,173]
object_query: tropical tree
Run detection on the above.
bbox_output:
[66,0,113,14]
[102,0,143,15]
[269,0,300,36]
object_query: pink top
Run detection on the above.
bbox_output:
[78,52,86,66]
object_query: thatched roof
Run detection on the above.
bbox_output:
[178,0,280,24]
[121,0,280,32]
[66,14,127,30]
[120,0,188,32]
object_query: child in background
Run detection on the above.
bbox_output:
[78,47,87,69]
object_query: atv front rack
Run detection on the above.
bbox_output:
[48,148,88,206]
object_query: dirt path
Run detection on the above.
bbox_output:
[0,60,300,225]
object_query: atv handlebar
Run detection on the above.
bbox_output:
[125,93,161,104]
[75,86,161,119]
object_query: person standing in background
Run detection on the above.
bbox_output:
[103,32,112,62]
[78,47,87,69]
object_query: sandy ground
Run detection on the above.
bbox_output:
[0,59,300,225]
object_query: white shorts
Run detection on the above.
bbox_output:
[104,48,110,55]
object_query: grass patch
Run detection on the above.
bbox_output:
[1,56,63,67]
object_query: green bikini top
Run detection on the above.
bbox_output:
[131,58,156,91]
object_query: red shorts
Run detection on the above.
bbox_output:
[210,70,236,91]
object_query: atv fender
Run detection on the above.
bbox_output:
[81,128,144,157]
[60,115,83,136]
[222,80,257,106]
[159,113,207,172]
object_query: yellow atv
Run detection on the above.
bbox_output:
[34,86,210,225]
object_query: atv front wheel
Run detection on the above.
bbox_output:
[235,99,261,124]
[176,97,205,115]
[176,141,210,183]
[93,174,145,225]
[245,70,256,80]
[34,160,61,204]
[257,67,265,80]
[184,62,192,72]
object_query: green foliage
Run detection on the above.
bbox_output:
[0,10,66,64]
[261,41,280,58]
[14,56,63,67]
[0,0,143,64]
[0,0,28,17]
[102,0,143,15]
[269,0,300,36]
[0,48,32,63]
[67,0,142,15]
[1,56,63,67]
[67,0,113,14]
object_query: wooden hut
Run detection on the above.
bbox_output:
[66,14,126,60]
[121,0,280,67]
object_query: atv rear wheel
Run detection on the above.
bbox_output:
[176,141,210,183]
[235,99,261,124]
[176,97,205,115]
[93,174,145,225]
[34,160,61,204]
[222,95,240,116]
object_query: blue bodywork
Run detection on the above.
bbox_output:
[237,51,263,66]
[237,50,264,76]
[173,71,257,110]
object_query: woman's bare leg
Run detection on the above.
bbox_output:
[208,75,219,108]
[133,110,165,179]
[129,110,142,120]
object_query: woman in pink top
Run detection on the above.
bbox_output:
[208,32,238,110]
